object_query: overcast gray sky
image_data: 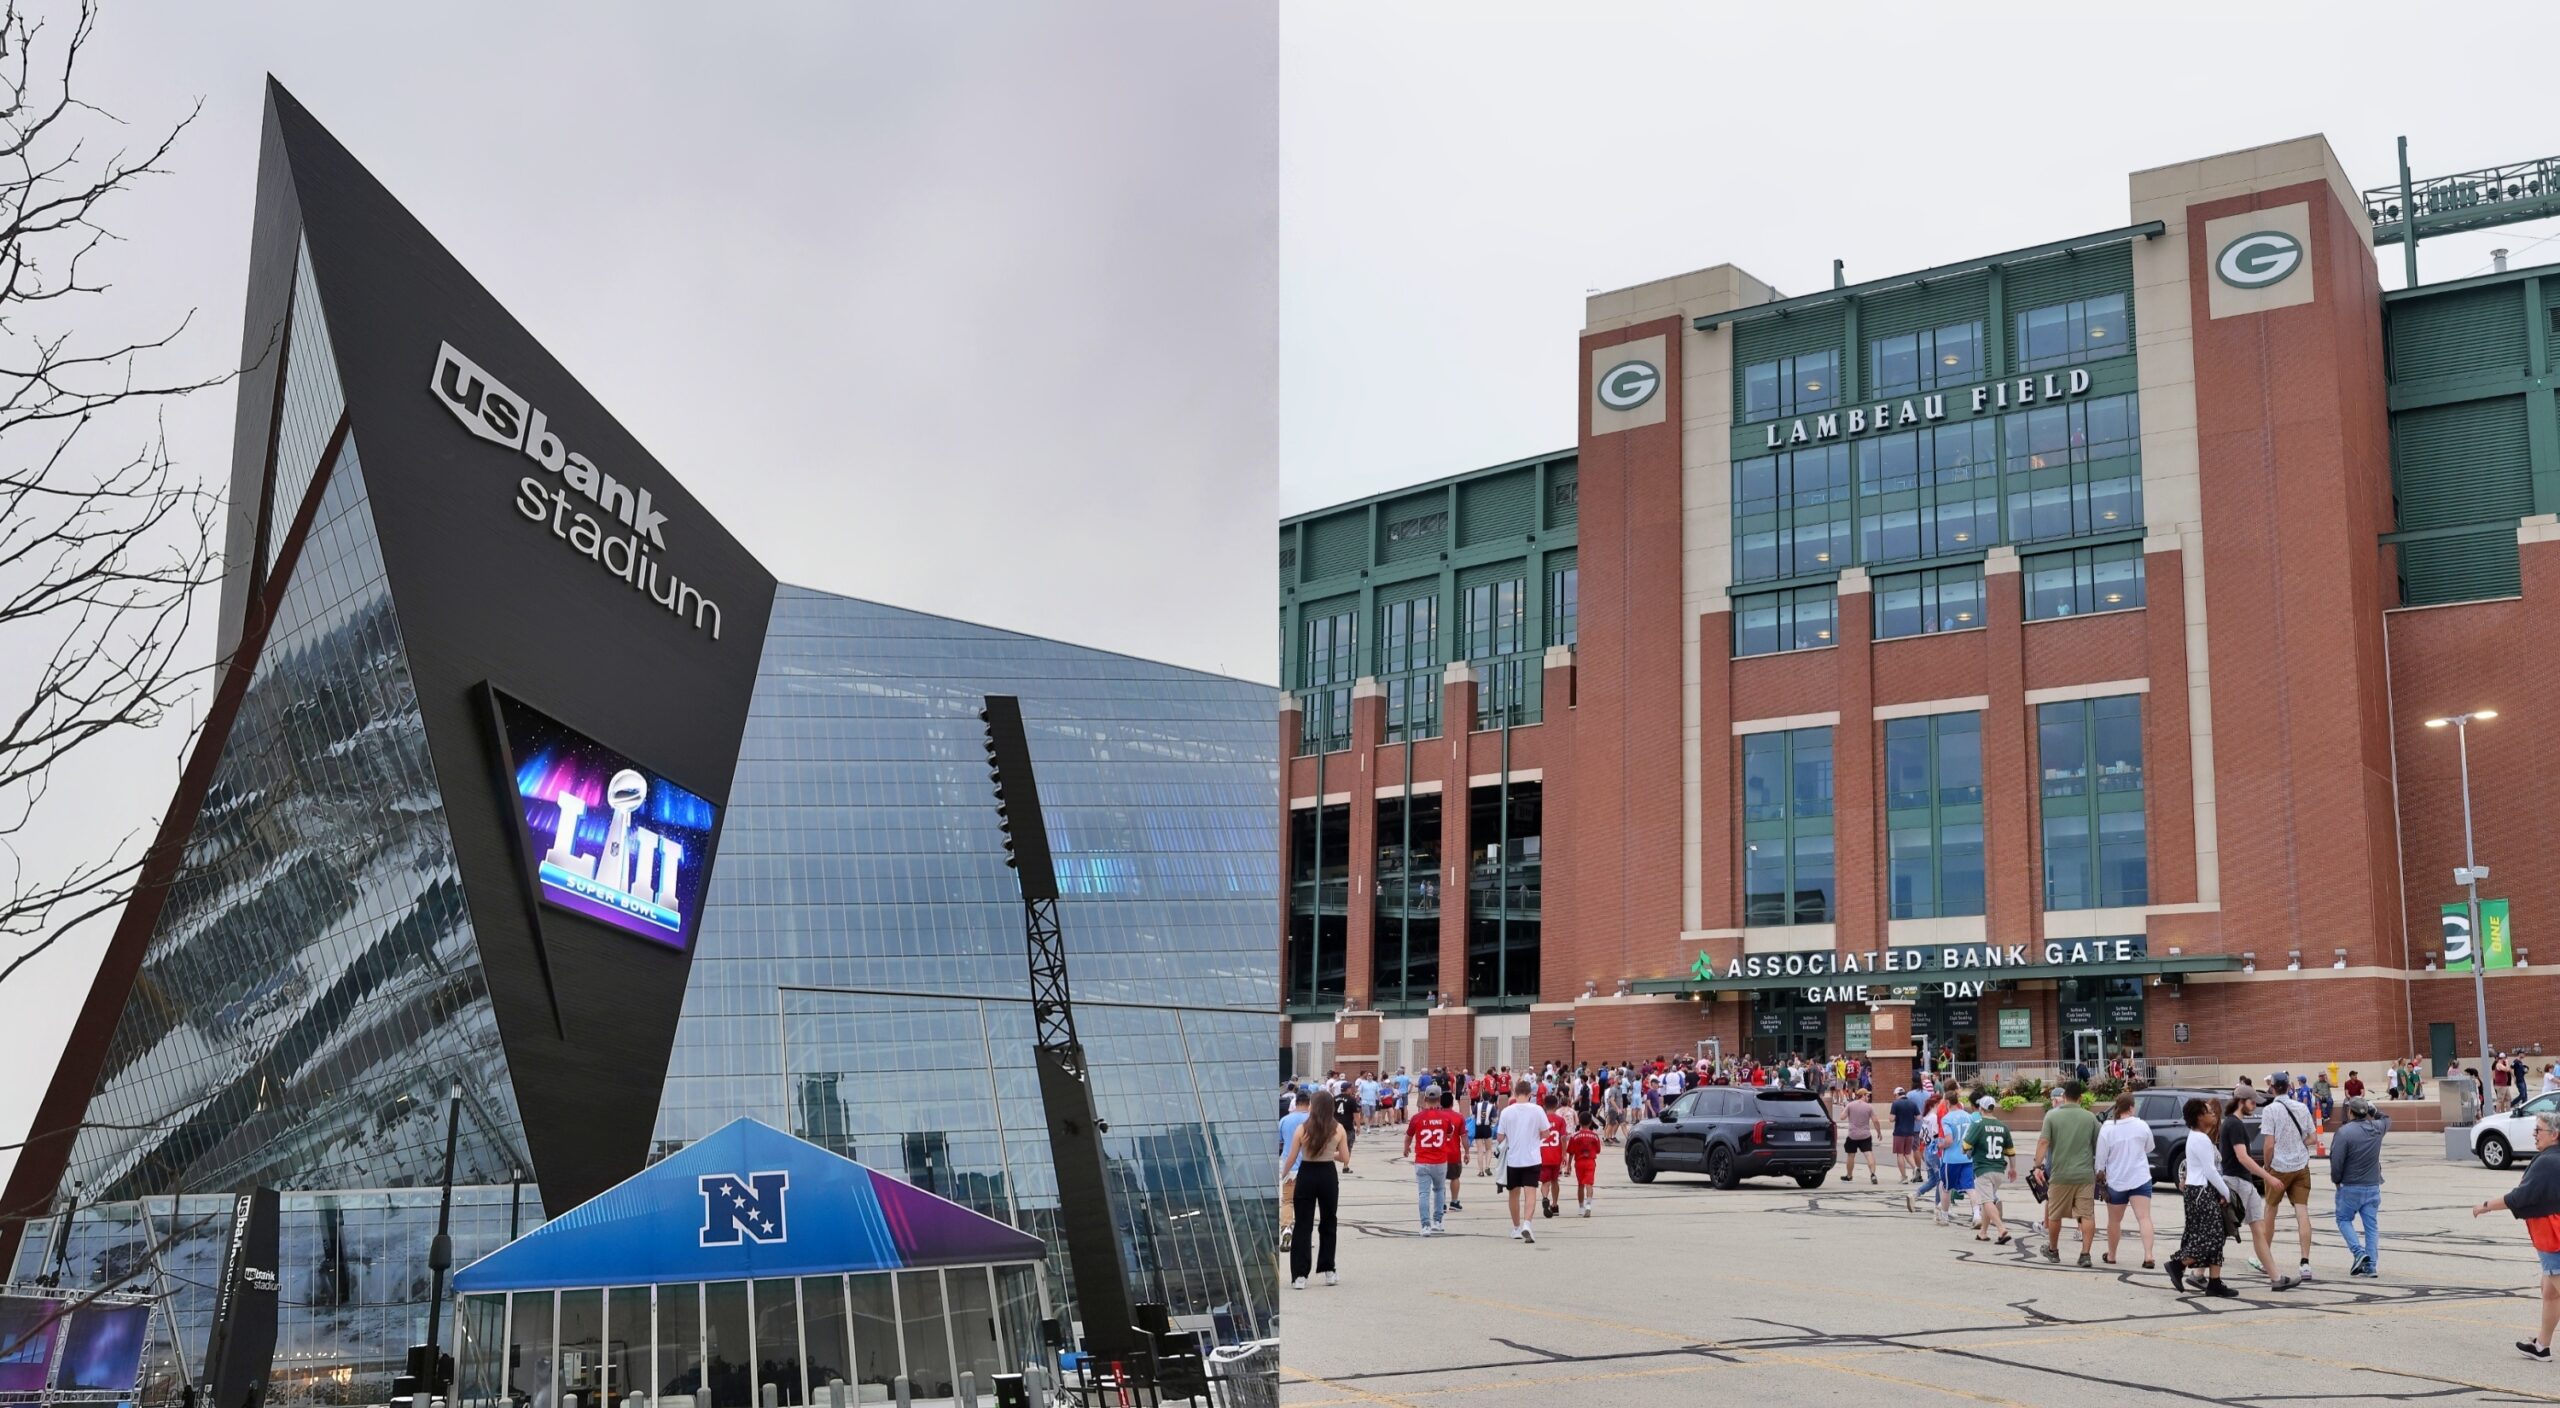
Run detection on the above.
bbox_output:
[1280,2,2560,514]
[1,0,1274,1189]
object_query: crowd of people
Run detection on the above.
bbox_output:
[1280,1052,2560,1360]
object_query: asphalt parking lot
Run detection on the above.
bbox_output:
[1277,1133,2560,1407]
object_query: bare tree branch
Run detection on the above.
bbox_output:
[0,0,227,1025]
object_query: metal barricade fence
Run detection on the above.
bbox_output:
[1205,1340,1278,1408]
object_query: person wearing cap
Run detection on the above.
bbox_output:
[2328,1094,2392,1277]
[1960,1093,2015,1245]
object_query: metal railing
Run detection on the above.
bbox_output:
[1204,1340,1278,1408]
[2364,154,2560,244]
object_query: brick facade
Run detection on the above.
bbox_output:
[1284,137,2560,1087]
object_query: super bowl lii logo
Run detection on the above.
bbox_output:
[497,692,719,948]
[540,768,688,933]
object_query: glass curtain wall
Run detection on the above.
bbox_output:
[1464,783,1540,1009]
[1287,804,1349,1014]
[1371,793,1441,1012]
[656,589,1278,1342]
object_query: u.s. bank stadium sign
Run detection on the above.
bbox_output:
[1758,366,2096,451]
[433,342,725,640]
[1692,936,2147,1001]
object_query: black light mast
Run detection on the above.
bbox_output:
[977,696,1140,1371]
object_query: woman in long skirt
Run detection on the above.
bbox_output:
[2166,1096,2238,1297]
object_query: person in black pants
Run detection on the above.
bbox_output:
[1284,1093,1351,1288]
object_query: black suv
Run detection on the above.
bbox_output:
[1624,1086,1836,1188]
[2132,1088,2263,1185]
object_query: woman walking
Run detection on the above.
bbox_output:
[2469,1110,2560,1360]
[2094,1093,2159,1268]
[2165,1096,2239,1297]
[1283,1090,1351,1289]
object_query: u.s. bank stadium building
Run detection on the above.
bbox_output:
[1280,133,2560,1093]
[2,82,1278,1402]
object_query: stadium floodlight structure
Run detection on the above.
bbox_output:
[978,695,1141,1375]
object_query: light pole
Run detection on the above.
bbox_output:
[2424,710,2497,1106]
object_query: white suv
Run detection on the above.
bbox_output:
[2473,1091,2560,1169]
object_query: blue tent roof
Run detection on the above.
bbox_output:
[454,1119,1045,1292]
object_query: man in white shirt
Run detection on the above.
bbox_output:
[2258,1074,2318,1286]
[1494,1078,1552,1243]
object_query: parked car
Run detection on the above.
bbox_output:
[1624,1086,1835,1189]
[2473,1091,2560,1169]
[2132,1088,2262,1185]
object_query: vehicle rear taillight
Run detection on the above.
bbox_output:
[1750,1119,1767,1146]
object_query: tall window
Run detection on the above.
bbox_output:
[1547,564,1579,647]
[1874,564,1984,640]
[2038,696,2146,911]
[2023,543,2145,620]
[1464,576,1533,728]
[1734,445,1852,583]
[1372,793,1442,1010]
[2003,393,2141,544]
[1287,803,1350,1011]
[1741,349,1841,422]
[1870,320,1984,397]
[1855,421,1997,567]
[1884,712,1984,919]
[2016,293,2129,371]
[1467,783,1540,1008]
[1378,594,1440,742]
[1741,727,1834,925]
[1299,609,1355,754]
[1734,584,1836,657]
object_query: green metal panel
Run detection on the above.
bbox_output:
[1456,558,1527,594]
[1547,462,1578,530]
[2388,284,2530,383]
[1459,467,1538,546]
[1379,490,1449,564]
[1859,273,1990,342]
[2001,244,2134,327]
[1303,510,1369,579]
[2392,397,2532,530]
[2399,528,2520,605]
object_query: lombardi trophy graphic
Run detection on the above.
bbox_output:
[597,769,648,895]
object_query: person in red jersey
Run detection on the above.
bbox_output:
[1538,1092,1567,1218]
[1567,1121,1602,1217]
[1404,1087,1467,1234]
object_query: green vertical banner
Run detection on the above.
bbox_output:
[2442,900,2516,970]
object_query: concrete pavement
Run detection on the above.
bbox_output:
[1278,1134,2560,1407]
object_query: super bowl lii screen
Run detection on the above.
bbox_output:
[497,693,718,948]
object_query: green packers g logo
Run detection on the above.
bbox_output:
[1597,359,1661,411]
[2216,230,2302,290]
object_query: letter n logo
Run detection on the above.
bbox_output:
[698,1170,789,1246]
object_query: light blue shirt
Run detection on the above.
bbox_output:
[1279,1110,1308,1177]
[1941,1109,1977,1166]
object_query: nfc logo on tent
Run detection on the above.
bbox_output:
[699,1170,790,1246]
